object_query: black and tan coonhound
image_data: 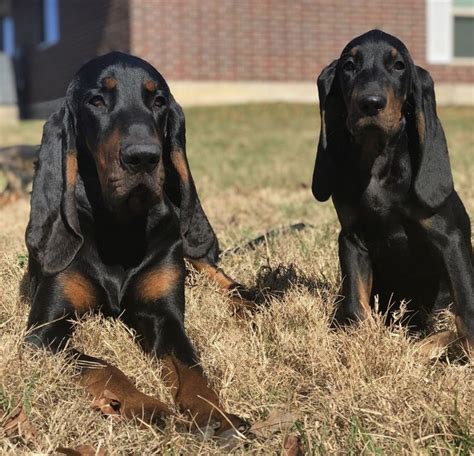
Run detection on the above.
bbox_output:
[24,52,250,437]
[312,30,473,353]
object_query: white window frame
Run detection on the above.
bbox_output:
[38,0,60,49]
[1,16,15,57]
[426,0,474,64]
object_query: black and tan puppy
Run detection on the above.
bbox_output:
[24,52,249,437]
[312,30,473,353]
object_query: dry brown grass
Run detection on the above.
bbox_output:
[1,104,473,454]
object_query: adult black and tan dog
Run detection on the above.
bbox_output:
[24,52,249,437]
[312,30,473,353]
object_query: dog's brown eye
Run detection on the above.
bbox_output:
[153,96,166,108]
[394,61,405,71]
[89,95,106,108]
[343,61,355,72]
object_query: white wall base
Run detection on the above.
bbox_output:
[22,81,474,120]
[168,81,474,107]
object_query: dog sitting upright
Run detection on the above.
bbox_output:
[311,30,473,353]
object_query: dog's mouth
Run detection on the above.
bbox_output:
[104,177,162,216]
[347,113,403,138]
[125,184,160,214]
[100,158,165,215]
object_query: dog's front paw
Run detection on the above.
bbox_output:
[332,303,368,328]
[118,392,171,427]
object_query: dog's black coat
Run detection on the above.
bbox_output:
[24,52,247,434]
[312,30,473,348]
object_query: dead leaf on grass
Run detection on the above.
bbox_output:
[56,444,107,455]
[283,434,305,456]
[2,403,38,444]
[250,408,300,439]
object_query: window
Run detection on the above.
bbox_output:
[39,0,60,47]
[0,16,15,57]
[453,0,474,58]
[427,0,474,63]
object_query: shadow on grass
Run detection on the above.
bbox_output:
[250,263,333,304]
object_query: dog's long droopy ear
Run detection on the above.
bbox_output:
[164,95,219,262]
[312,59,344,202]
[410,65,454,210]
[26,103,83,275]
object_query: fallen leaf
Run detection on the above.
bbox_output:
[283,434,305,456]
[250,408,300,439]
[56,444,107,455]
[2,404,37,444]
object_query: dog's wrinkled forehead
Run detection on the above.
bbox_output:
[340,29,410,61]
[69,52,170,100]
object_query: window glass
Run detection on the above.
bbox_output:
[40,0,59,46]
[0,16,15,56]
[454,16,474,56]
[453,0,474,7]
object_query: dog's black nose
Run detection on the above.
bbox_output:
[121,144,160,173]
[358,94,387,116]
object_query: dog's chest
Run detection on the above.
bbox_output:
[357,176,432,268]
[336,170,411,245]
[335,179,402,230]
[361,177,393,219]
[357,180,400,229]
[360,155,411,221]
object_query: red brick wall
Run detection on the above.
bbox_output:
[130,0,473,84]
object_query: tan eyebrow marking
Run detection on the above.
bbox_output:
[390,47,398,58]
[350,47,358,57]
[144,79,157,92]
[103,77,117,90]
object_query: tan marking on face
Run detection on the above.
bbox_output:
[383,87,403,130]
[416,111,425,145]
[59,271,96,313]
[390,47,398,59]
[171,149,190,182]
[356,273,372,318]
[103,77,117,90]
[152,159,166,194]
[352,86,402,138]
[66,152,78,188]
[137,264,182,301]
[96,128,121,189]
[144,79,157,92]
[350,86,404,137]
[350,47,358,57]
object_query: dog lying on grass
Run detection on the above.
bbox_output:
[23,52,250,439]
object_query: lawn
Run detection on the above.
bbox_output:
[0,104,473,454]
